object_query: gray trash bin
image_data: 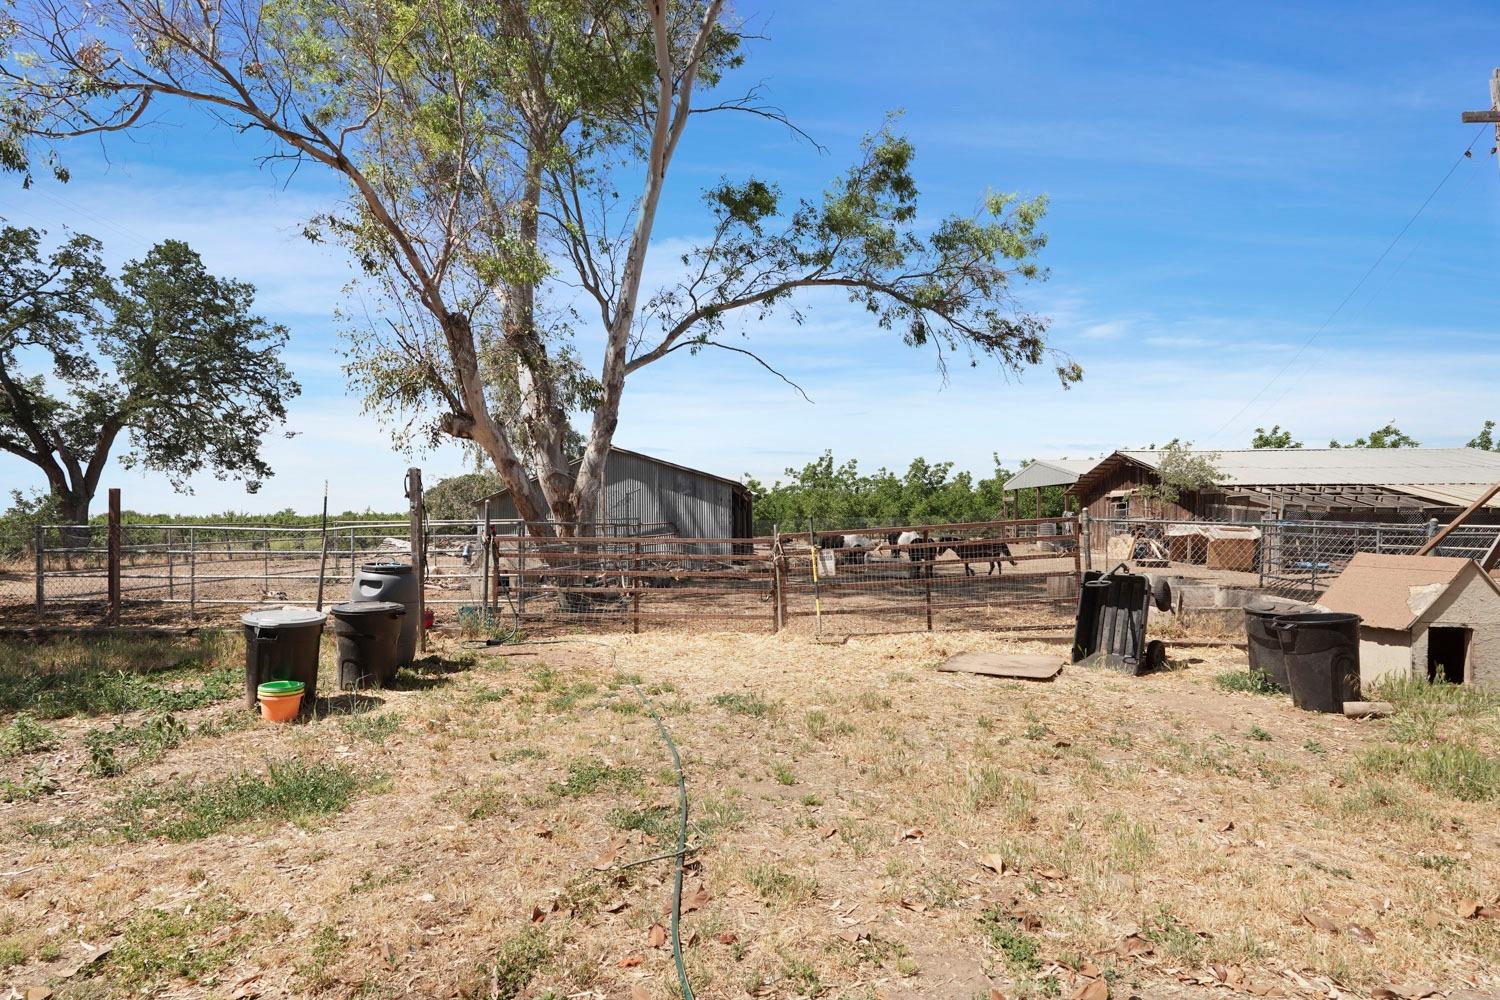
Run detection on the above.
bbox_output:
[351,563,420,666]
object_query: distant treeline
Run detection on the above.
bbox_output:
[746,452,1069,534]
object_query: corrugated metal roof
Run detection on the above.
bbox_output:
[1377,483,1500,509]
[475,446,747,503]
[1319,552,1500,630]
[1003,458,1099,492]
[1106,448,1500,486]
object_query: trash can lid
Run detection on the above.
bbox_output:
[331,600,407,617]
[359,562,413,575]
[257,679,305,698]
[1244,596,1309,616]
[241,607,327,629]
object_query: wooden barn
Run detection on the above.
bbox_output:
[1069,448,1500,523]
[474,447,753,540]
[1319,552,1500,690]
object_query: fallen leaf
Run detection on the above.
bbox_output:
[896,827,924,842]
[529,905,547,924]
[631,987,651,1000]
[1216,819,1235,832]
[683,885,710,913]
[1033,864,1064,880]
[535,828,553,839]
[617,954,644,968]
[647,924,667,948]
[1346,923,1375,943]
[990,989,1008,1000]
[602,898,629,914]
[1072,979,1108,1000]
[818,826,838,840]
[1300,910,1338,933]
[838,928,870,942]
[977,853,1007,875]
[716,932,738,945]
[24,989,54,1000]
[898,899,928,913]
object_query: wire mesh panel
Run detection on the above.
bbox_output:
[778,516,1081,637]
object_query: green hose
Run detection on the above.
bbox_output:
[485,636,695,1000]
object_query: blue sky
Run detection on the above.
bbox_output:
[4,0,1500,514]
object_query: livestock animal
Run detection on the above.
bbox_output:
[889,530,935,579]
[818,533,881,566]
[937,534,1019,576]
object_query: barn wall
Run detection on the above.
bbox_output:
[475,452,737,543]
[1074,462,1196,521]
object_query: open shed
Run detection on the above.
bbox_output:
[1318,552,1500,690]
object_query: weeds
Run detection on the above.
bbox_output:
[0,634,237,718]
[103,758,362,841]
[746,863,818,905]
[548,759,642,797]
[1362,742,1500,801]
[478,927,552,1000]
[978,907,1042,974]
[1247,725,1272,742]
[1214,670,1280,695]
[0,713,56,757]
[1,766,58,802]
[804,709,854,741]
[339,712,401,744]
[710,692,776,718]
[83,713,189,777]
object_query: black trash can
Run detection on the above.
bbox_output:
[1243,596,1313,691]
[241,607,326,713]
[351,563,420,667]
[331,601,407,689]
[1271,612,1362,713]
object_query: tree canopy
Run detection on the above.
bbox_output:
[1468,420,1498,451]
[0,222,297,522]
[1329,422,1419,449]
[1251,425,1301,448]
[0,0,1076,531]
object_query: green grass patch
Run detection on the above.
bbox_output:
[803,709,854,741]
[710,692,777,718]
[1247,725,1272,742]
[607,803,677,846]
[339,712,401,744]
[548,759,643,798]
[101,758,362,841]
[745,863,818,905]
[1214,669,1280,695]
[92,896,249,990]
[1361,741,1500,802]
[0,634,239,719]
[478,927,552,1000]
[772,763,797,786]
[83,713,189,777]
[1,766,59,802]
[978,906,1042,974]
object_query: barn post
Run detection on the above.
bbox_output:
[107,488,121,626]
[1080,511,1092,573]
[1071,512,1082,581]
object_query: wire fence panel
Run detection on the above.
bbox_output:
[1087,514,1500,602]
[778,516,1081,637]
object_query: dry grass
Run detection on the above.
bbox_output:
[1,627,1498,999]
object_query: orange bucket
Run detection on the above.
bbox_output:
[257,680,305,723]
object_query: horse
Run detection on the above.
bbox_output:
[937,535,1018,576]
[889,530,934,578]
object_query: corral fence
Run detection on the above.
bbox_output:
[11,511,1084,634]
[1085,514,1500,601]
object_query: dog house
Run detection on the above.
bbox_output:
[1318,553,1500,690]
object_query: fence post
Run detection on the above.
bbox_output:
[924,558,934,632]
[262,527,269,595]
[771,525,783,634]
[1070,513,1083,580]
[189,526,197,612]
[406,468,425,653]
[166,526,175,600]
[633,541,643,634]
[516,524,527,619]
[481,500,492,618]
[1080,512,1092,573]
[107,488,121,626]
[1310,522,1318,596]
[34,523,44,614]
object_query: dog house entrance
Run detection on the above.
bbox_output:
[1427,627,1470,684]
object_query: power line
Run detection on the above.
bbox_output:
[1247,145,1491,432]
[1206,127,1489,444]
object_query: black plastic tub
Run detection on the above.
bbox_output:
[331,601,406,689]
[1271,612,1362,713]
[241,607,326,713]
[1243,596,1313,691]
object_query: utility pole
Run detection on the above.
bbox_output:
[1460,68,1500,152]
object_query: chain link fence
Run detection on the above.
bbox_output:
[1086,514,1500,601]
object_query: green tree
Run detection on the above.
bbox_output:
[1,1,1077,532]
[1138,441,1222,515]
[1329,422,1419,448]
[0,223,297,524]
[1467,420,1497,451]
[1251,425,1301,448]
[423,471,505,522]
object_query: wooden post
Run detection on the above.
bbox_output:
[315,482,330,611]
[406,467,425,653]
[632,541,642,634]
[107,488,121,626]
[924,558,934,632]
[1071,513,1083,581]
[771,525,784,634]
[516,524,527,619]
[34,523,44,613]
[481,500,492,617]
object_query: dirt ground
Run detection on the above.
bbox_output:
[3,627,1499,1000]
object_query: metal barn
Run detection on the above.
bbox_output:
[474,447,753,540]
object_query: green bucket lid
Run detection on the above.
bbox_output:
[257,679,305,698]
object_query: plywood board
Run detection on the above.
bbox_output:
[937,652,1063,680]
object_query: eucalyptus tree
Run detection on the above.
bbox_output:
[0,222,296,524]
[1,1,1077,530]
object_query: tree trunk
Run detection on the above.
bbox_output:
[54,489,93,551]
